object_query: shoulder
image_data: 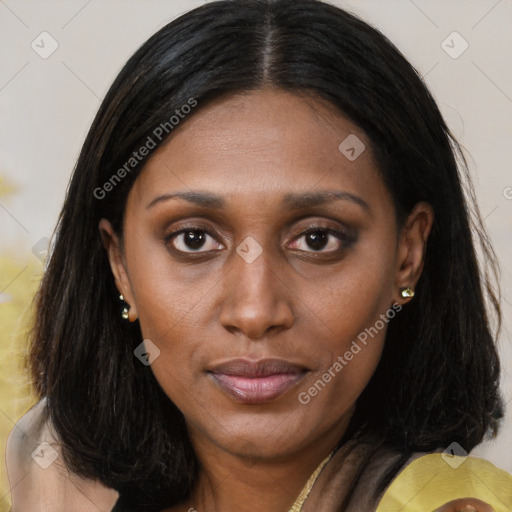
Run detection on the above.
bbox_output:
[6,399,119,512]
[316,439,512,512]
[376,450,512,512]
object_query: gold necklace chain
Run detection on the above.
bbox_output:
[287,449,335,512]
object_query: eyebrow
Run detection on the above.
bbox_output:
[146,190,369,212]
[282,190,369,212]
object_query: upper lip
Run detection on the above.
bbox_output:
[208,358,307,377]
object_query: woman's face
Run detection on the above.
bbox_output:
[102,89,432,461]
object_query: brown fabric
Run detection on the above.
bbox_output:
[302,438,430,512]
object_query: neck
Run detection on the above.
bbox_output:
[184,417,351,512]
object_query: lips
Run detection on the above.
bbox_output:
[207,358,307,404]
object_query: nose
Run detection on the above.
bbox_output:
[218,244,294,340]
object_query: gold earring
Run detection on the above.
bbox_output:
[119,294,130,320]
[401,287,415,299]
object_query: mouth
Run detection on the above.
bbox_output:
[207,358,308,405]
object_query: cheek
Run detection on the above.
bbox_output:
[312,332,386,406]
[293,231,396,405]
[305,234,397,353]
[296,293,389,415]
[132,276,212,385]
[125,226,218,341]
[122,235,215,403]
[137,297,213,417]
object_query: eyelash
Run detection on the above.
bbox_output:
[164,224,354,256]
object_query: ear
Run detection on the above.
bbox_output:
[394,202,434,305]
[98,218,138,322]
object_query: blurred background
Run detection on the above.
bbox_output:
[0,0,511,510]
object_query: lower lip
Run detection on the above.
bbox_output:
[210,372,305,404]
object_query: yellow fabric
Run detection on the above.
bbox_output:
[0,176,42,512]
[376,453,512,512]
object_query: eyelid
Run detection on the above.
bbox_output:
[292,219,352,236]
[287,216,356,238]
[164,223,217,239]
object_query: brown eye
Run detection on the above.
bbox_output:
[165,227,223,253]
[304,230,330,251]
[289,228,353,253]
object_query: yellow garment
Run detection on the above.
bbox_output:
[376,453,512,512]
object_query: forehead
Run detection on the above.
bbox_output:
[128,88,389,213]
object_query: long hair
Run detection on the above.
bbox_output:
[29,0,503,509]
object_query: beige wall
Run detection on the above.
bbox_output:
[0,1,510,506]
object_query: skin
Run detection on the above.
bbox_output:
[434,498,496,512]
[100,88,435,512]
